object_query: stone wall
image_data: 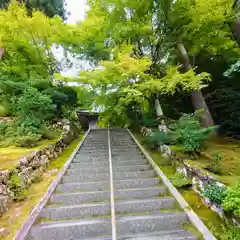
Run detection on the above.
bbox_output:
[0,120,80,216]
[140,127,239,225]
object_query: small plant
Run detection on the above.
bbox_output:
[207,152,224,174]
[202,183,227,205]
[170,172,192,188]
[8,173,28,201]
[169,112,216,154]
[222,184,240,218]
[144,130,172,148]
[210,224,240,240]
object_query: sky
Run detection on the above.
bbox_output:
[56,0,89,77]
[66,0,88,24]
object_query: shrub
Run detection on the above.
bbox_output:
[40,125,60,140]
[170,172,192,188]
[14,135,41,147]
[8,174,28,201]
[144,130,172,148]
[202,183,227,205]
[222,184,240,217]
[169,112,216,154]
[0,122,7,135]
[0,104,8,116]
[207,152,224,174]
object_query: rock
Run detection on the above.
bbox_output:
[16,167,32,187]
[203,197,211,206]
[46,169,58,175]
[40,155,49,166]
[0,184,9,195]
[0,171,9,184]
[19,157,29,167]
[0,227,10,237]
[31,157,41,169]
[0,196,10,216]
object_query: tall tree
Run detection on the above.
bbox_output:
[0,0,66,18]
[68,0,237,127]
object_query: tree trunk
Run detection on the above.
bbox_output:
[155,98,163,117]
[177,42,214,127]
[191,91,214,127]
[155,98,168,132]
[0,48,4,60]
[229,19,240,47]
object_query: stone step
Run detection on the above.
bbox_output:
[115,178,160,190]
[56,181,110,193]
[40,203,111,220]
[50,187,166,205]
[57,178,160,193]
[114,170,156,180]
[41,198,175,221]
[73,157,108,162]
[29,212,188,240]
[29,218,112,240]
[113,159,148,166]
[66,166,109,175]
[64,170,156,183]
[63,173,110,183]
[116,212,189,235]
[66,164,152,175]
[115,198,176,214]
[50,190,110,205]
[70,159,148,167]
[118,230,197,240]
[77,153,109,158]
[69,162,109,168]
[112,157,146,161]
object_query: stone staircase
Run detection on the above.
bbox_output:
[21,128,213,240]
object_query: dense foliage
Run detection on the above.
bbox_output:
[61,0,240,138]
[0,0,66,18]
[222,184,240,217]
[0,3,78,147]
[202,183,227,206]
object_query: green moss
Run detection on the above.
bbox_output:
[0,135,83,240]
[48,136,83,170]
[133,132,235,240]
[0,138,58,170]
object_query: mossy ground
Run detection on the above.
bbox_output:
[172,137,240,187]
[0,136,83,240]
[0,138,59,171]
[133,132,238,240]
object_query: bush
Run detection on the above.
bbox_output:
[14,135,41,147]
[0,104,8,116]
[202,183,227,205]
[207,152,224,174]
[0,122,7,135]
[170,172,192,188]
[169,112,216,154]
[40,125,60,140]
[144,130,172,148]
[222,184,240,217]
[8,174,28,201]
[15,87,56,123]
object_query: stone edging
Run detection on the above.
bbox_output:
[15,129,90,240]
[128,129,216,240]
[0,121,80,216]
[140,127,239,225]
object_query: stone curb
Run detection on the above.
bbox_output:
[14,129,91,240]
[127,129,216,240]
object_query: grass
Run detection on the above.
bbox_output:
[133,132,237,240]
[0,136,83,240]
[0,138,59,170]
